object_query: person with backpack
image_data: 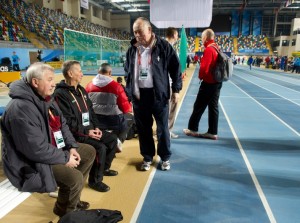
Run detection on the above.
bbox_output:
[183,28,222,140]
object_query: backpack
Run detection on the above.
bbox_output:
[210,45,233,82]
[58,209,123,223]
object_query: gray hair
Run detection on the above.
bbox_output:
[135,17,152,29]
[62,60,80,79]
[202,29,215,40]
[26,62,54,83]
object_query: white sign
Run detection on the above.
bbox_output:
[0,66,8,72]
[150,0,212,28]
[81,0,89,9]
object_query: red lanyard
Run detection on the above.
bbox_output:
[49,108,61,132]
[69,88,88,113]
[49,109,55,121]
[137,47,152,66]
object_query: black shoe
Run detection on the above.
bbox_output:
[53,205,66,217]
[88,182,110,192]
[103,169,118,176]
[77,200,90,210]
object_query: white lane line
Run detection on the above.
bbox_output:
[230,81,300,137]
[237,74,300,107]
[130,160,159,223]
[220,100,277,223]
[234,65,300,85]
[130,68,198,223]
[251,73,300,94]
[174,67,198,121]
[254,70,300,85]
[221,96,298,100]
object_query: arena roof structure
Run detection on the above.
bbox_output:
[92,0,300,15]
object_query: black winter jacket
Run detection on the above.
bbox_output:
[1,78,74,193]
[53,80,100,142]
[124,35,182,103]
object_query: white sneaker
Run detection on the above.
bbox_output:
[183,128,200,137]
[199,132,218,140]
[116,138,122,153]
[141,161,152,171]
[170,132,179,139]
[161,160,170,171]
[49,191,58,198]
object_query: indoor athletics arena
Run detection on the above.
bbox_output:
[0,0,300,222]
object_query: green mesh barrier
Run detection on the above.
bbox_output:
[64,29,130,71]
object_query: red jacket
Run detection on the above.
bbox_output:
[199,40,219,84]
[86,75,132,115]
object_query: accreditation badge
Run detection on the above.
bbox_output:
[82,112,90,126]
[53,130,65,149]
[139,67,148,80]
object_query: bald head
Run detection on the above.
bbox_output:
[133,17,153,47]
[202,29,215,45]
[98,63,112,76]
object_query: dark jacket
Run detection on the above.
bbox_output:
[1,78,73,193]
[53,80,100,142]
[124,35,182,103]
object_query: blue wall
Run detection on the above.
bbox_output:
[0,48,63,70]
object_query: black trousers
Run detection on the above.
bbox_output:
[188,81,222,135]
[96,113,133,143]
[133,88,171,162]
[80,131,117,184]
[12,64,20,71]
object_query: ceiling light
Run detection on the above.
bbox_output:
[127,8,145,12]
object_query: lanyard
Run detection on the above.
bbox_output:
[69,88,88,113]
[137,47,152,67]
[48,109,59,132]
[49,109,55,121]
[137,34,157,66]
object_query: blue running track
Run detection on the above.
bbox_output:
[132,65,300,223]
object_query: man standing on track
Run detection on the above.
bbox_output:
[183,29,222,140]
[124,17,182,171]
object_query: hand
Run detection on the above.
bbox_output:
[171,93,179,103]
[70,148,81,162]
[95,128,102,138]
[65,153,80,168]
[88,129,102,140]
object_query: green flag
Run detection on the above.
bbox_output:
[179,26,188,73]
